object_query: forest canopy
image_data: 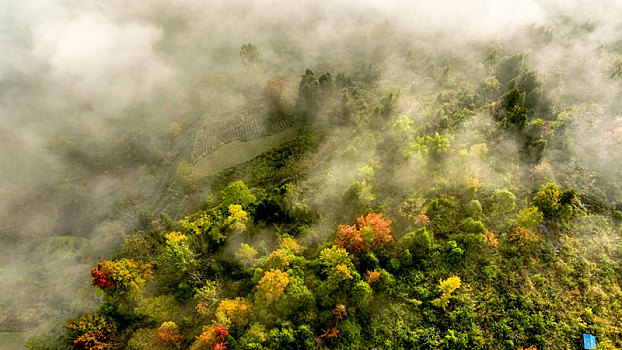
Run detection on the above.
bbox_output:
[2,1,622,350]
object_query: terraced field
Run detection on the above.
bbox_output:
[192,107,293,161]
[189,83,298,178]
[203,86,260,116]
[190,81,296,163]
[193,127,298,178]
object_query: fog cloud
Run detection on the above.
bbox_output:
[2,0,622,347]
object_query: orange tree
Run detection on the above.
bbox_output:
[157,321,183,346]
[335,212,393,254]
[192,325,229,350]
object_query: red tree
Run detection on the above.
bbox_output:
[335,213,393,254]
[358,212,393,249]
[90,265,114,292]
[212,326,229,342]
[335,224,366,254]
[192,325,229,350]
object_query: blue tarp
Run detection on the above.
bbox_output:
[583,334,596,349]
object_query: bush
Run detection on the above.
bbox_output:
[351,280,373,309]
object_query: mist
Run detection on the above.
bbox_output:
[2,0,622,348]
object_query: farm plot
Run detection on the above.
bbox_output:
[193,127,298,178]
[203,86,260,116]
[192,107,292,161]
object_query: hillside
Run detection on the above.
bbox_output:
[28,43,622,349]
[2,1,622,350]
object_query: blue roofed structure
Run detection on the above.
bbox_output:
[583,334,596,349]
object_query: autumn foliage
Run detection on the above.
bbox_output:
[335,213,393,254]
[193,325,229,350]
[255,269,290,305]
[90,266,114,292]
[432,276,462,311]
[332,304,347,323]
[90,259,151,296]
[366,269,381,284]
[215,298,253,325]
[507,226,540,247]
[157,321,183,344]
[484,230,499,248]
[64,314,115,350]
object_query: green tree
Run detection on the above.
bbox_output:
[491,189,516,214]
[401,227,431,258]
[236,243,259,268]
[319,246,356,291]
[515,206,543,228]
[175,160,196,193]
[532,182,578,219]
[161,232,196,277]
[341,181,375,219]
[134,295,179,325]
[240,43,263,67]
[221,181,257,210]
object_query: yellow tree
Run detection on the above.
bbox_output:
[432,276,462,311]
[255,269,290,306]
[90,259,151,299]
[225,204,250,232]
[319,246,356,290]
[279,237,301,255]
[215,298,252,326]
